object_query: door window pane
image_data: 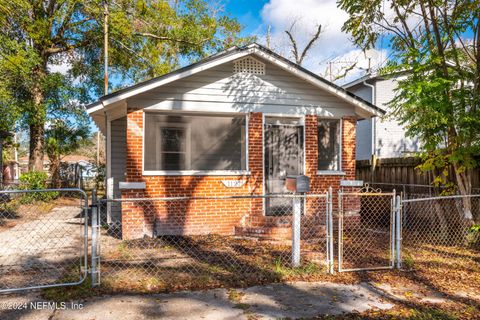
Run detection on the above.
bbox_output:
[318,119,341,171]
[144,112,247,171]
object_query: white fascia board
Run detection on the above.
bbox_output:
[251,49,384,117]
[87,102,104,114]
[100,50,254,107]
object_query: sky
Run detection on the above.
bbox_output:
[223,0,388,84]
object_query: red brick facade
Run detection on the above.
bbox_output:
[121,110,357,239]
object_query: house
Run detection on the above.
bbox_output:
[87,43,385,240]
[343,73,420,160]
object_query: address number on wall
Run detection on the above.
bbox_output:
[221,180,246,188]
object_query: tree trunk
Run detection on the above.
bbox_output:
[453,164,473,221]
[28,65,47,172]
[29,122,45,171]
[49,156,61,189]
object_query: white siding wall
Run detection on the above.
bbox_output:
[374,78,419,158]
[110,117,126,223]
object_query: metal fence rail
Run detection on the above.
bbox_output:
[367,182,480,199]
[94,193,331,291]
[0,189,88,293]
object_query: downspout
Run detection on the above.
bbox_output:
[363,81,376,157]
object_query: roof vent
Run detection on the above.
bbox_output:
[233,57,265,75]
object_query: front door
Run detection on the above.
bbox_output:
[264,117,304,215]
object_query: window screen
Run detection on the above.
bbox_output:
[318,119,341,171]
[144,112,247,171]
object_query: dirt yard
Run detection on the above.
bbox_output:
[98,233,328,293]
[0,198,86,291]
[88,230,480,300]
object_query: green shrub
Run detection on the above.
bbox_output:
[468,224,480,248]
[19,171,59,203]
[403,255,415,270]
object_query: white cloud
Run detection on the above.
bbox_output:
[48,61,71,75]
[259,0,389,83]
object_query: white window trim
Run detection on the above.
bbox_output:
[317,170,346,176]
[317,118,343,175]
[156,122,191,170]
[143,170,251,176]
[142,111,249,176]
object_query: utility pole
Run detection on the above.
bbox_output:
[103,0,109,95]
[329,62,333,82]
[266,25,271,49]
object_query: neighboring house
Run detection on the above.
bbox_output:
[87,43,385,240]
[343,73,420,160]
[18,155,94,175]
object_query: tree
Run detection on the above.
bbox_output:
[45,119,90,187]
[339,0,480,220]
[284,20,323,66]
[0,0,249,171]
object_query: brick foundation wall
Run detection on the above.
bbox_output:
[121,110,357,239]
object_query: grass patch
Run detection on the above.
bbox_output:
[228,288,245,303]
[233,303,250,310]
[403,254,415,270]
[42,275,98,302]
[274,259,325,277]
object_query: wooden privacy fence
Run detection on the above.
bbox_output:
[356,157,480,189]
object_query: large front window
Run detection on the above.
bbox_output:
[144,112,247,172]
[318,119,341,171]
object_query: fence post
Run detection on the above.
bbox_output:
[395,194,402,269]
[91,189,100,286]
[338,189,343,272]
[292,195,301,267]
[328,187,334,274]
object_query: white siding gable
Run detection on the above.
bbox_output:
[129,55,355,118]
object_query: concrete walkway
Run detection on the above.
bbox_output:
[0,281,395,320]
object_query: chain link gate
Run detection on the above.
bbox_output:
[337,185,397,272]
[0,189,89,293]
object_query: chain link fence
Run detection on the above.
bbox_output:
[95,194,330,292]
[0,189,88,292]
[1,184,478,293]
[401,194,480,269]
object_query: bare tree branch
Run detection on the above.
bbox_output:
[284,29,300,64]
[134,32,209,47]
[299,24,322,65]
[284,20,322,65]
